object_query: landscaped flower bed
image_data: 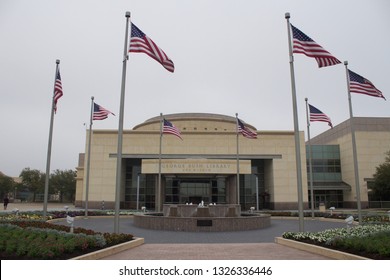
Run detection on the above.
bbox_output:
[0,210,136,221]
[0,220,134,260]
[1,209,388,259]
[262,210,390,222]
[282,224,390,259]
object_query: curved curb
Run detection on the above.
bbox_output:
[274,237,370,260]
[70,237,144,260]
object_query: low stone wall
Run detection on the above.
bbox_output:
[70,237,145,260]
[133,213,271,232]
[274,237,370,260]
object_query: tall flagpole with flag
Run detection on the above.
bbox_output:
[85,98,115,218]
[114,13,174,230]
[43,59,61,219]
[286,13,341,231]
[114,11,131,233]
[84,96,95,218]
[344,61,362,224]
[235,115,257,205]
[305,99,333,219]
[235,113,240,205]
[159,116,182,210]
[343,61,385,223]
[285,13,304,232]
[305,98,315,219]
[158,113,163,212]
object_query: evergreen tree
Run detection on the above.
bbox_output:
[372,151,390,200]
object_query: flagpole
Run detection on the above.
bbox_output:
[285,12,304,232]
[84,96,94,218]
[43,59,60,219]
[305,98,315,219]
[344,61,362,224]
[158,113,163,212]
[235,113,240,205]
[114,11,131,233]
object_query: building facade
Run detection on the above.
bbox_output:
[308,117,390,209]
[75,113,308,211]
[305,144,347,209]
[75,114,390,211]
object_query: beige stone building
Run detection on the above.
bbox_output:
[309,117,390,209]
[75,113,308,210]
[75,114,390,211]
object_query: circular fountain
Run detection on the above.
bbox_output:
[133,204,271,232]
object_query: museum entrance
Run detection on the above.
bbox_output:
[124,159,266,210]
[180,180,210,204]
[164,177,227,205]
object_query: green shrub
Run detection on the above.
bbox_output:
[0,222,133,260]
[330,230,390,258]
[0,210,136,221]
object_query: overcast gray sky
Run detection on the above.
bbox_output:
[1,0,389,177]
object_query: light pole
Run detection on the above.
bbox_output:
[136,173,140,211]
[255,174,259,211]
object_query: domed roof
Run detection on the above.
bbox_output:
[133,113,256,131]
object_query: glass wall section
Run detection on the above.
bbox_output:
[240,160,265,210]
[124,162,137,209]
[180,180,211,204]
[212,177,226,204]
[165,178,226,205]
[165,177,179,204]
[314,190,343,208]
[143,174,156,209]
[306,145,344,208]
[124,159,155,210]
[307,145,341,182]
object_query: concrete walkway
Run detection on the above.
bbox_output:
[101,243,332,260]
[4,203,348,260]
[2,202,78,212]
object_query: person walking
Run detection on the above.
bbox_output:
[3,196,9,210]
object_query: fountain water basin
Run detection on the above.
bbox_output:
[133,204,271,232]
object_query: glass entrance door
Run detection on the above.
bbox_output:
[180,180,211,204]
[165,177,227,204]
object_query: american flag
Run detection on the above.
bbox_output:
[348,70,385,100]
[129,23,174,73]
[237,118,257,139]
[309,104,333,128]
[93,103,115,121]
[53,68,63,112]
[291,24,341,68]
[163,119,182,140]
